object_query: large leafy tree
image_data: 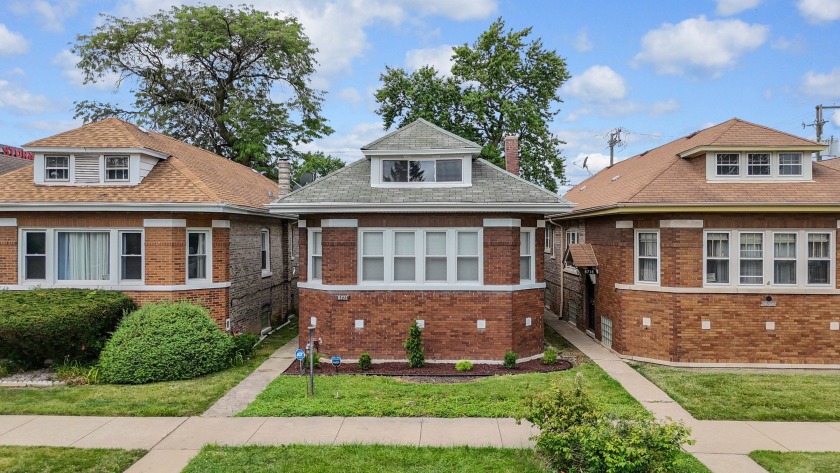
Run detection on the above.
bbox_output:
[374,18,570,192]
[72,5,332,177]
[291,151,344,184]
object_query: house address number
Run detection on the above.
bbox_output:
[336,294,350,301]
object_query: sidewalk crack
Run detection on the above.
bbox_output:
[70,417,116,447]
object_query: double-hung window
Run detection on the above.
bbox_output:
[636,231,659,284]
[120,232,143,281]
[309,229,322,280]
[187,230,210,280]
[566,230,579,247]
[393,231,416,281]
[739,233,763,285]
[424,231,447,281]
[779,153,802,176]
[520,230,534,281]
[260,229,270,274]
[716,153,740,176]
[24,231,47,280]
[544,225,553,253]
[807,233,831,285]
[705,232,729,284]
[747,153,770,176]
[45,156,69,181]
[105,156,129,181]
[773,233,797,285]
[457,231,480,282]
[361,231,385,281]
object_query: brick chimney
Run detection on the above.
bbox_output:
[277,158,291,196]
[504,135,520,175]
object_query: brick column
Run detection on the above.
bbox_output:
[322,227,357,285]
[144,226,186,285]
[0,225,17,284]
[483,227,519,285]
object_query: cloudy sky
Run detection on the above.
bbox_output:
[1,0,840,190]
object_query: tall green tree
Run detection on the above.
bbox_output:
[374,18,570,192]
[291,151,344,184]
[72,5,332,177]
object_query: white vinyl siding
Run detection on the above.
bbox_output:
[73,156,101,183]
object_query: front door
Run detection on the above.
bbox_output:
[585,275,596,332]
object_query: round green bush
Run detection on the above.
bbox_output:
[503,351,518,369]
[358,352,372,370]
[98,302,235,384]
[542,348,558,365]
[455,360,473,372]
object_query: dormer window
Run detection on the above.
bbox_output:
[382,158,463,183]
[779,153,802,176]
[747,153,770,176]
[106,156,129,181]
[716,154,739,176]
[45,156,69,181]
[707,151,812,182]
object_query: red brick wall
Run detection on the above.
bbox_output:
[126,287,230,327]
[322,227,357,285]
[299,288,544,360]
[212,227,230,283]
[145,226,186,285]
[484,227,519,285]
[0,227,16,284]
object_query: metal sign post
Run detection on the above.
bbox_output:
[307,324,315,397]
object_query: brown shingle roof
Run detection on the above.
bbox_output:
[3,118,278,210]
[565,243,598,267]
[562,118,833,213]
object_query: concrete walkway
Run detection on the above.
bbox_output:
[202,335,299,417]
[0,415,536,472]
[544,311,840,473]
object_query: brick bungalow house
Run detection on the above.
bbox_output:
[0,118,296,334]
[546,118,840,366]
[269,119,572,362]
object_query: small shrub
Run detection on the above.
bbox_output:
[230,333,260,360]
[0,289,135,366]
[455,360,473,372]
[542,348,558,365]
[524,374,694,473]
[54,358,102,385]
[503,351,518,369]
[358,352,372,370]
[404,320,424,368]
[303,352,321,369]
[98,302,234,384]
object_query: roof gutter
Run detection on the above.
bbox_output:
[547,201,840,219]
[0,202,296,219]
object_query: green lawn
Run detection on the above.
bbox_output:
[240,362,647,418]
[0,321,298,417]
[0,446,145,473]
[750,451,840,473]
[633,364,840,421]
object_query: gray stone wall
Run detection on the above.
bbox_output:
[229,215,297,334]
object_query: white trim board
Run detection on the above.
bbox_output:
[0,218,17,227]
[483,218,521,227]
[144,218,187,228]
[322,218,358,228]
[211,220,230,228]
[615,283,840,295]
[298,281,546,292]
[660,219,703,228]
[3,282,231,291]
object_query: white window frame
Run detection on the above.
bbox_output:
[356,228,483,287]
[746,153,771,177]
[44,155,70,182]
[18,228,144,287]
[520,228,535,283]
[715,153,741,177]
[186,228,212,283]
[22,230,47,281]
[544,225,553,254]
[703,231,731,285]
[778,153,803,176]
[566,229,580,248]
[118,230,144,282]
[370,155,472,188]
[260,228,271,277]
[706,151,812,182]
[701,229,835,289]
[634,229,660,285]
[361,230,387,282]
[105,155,130,182]
[772,232,798,286]
[308,228,322,282]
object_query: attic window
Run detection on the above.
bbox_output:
[45,156,69,181]
[105,156,129,181]
[382,158,462,183]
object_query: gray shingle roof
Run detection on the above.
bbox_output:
[273,158,566,206]
[0,156,32,176]
[362,118,482,151]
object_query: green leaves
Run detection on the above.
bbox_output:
[72,5,332,177]
[374,18,570,192]
[291,151,345,184]
[404,320,425,368]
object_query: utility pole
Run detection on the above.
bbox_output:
[607,128,623,167]
[804,104,840,161]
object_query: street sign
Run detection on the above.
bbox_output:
[295,349,305,361]
[331,356,341,367]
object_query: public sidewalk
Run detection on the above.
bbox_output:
[544,311,840,473]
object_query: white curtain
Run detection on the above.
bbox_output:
[57,232,110,280]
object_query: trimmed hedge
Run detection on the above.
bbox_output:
[0,289,135,366]
[98,302,235,384]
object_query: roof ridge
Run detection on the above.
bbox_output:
[361,118,482,150]
[474,158,566,203]
[166,156,222,202]
[275,158,367,201]
[726,117,821,145]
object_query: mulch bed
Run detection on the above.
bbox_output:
[283,358,573,377]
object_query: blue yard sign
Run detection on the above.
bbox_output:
[295,349,305,361]
[331,356,341,367]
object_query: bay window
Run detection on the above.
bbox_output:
[635,231,659,284]
[457,231,480,282]
[704,230,834,288]
[424,232,447,281]
[187,230,209,280]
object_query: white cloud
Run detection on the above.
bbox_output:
[800,67,840,97]
[772,35,807,53]
[715,0,761,16]
[336,87,362,105]
[0,80,51,114]
[633,16,769,77]
[26,119,83,134]
[52,50,121,90]
[8,1,79,32]
[0,24,28,57]
[298,121,385,162]
[573,29,593,52]
[405,45,455,75]
[565,99,681,121]
[797,0,840,23]
[563,66,627,103]
[402,0,497,21]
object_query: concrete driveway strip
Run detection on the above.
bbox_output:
[746,421,840,452]
[0,416,113,446]
[73,417,188,449]
[419,418,503,447]
[0,416,36,436]
[692,453,769,473]
[335,417,423,446]
[153,417,266,450]
[247,417,345,445]
[124,450,200,473]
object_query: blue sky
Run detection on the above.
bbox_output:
[1,0,840,189]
